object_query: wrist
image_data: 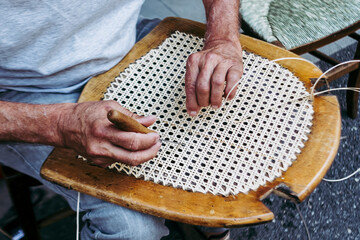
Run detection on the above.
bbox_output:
[203,0,240,44]
[55,103,77,147]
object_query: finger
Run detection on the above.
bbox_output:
[224,66,243,100]
[210,63,228,109]
[185,53,201,116]
[196,53,218,107]
[110,141,162,166]
[107,130,160,151]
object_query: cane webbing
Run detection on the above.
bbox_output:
[241,0,360,49]
[104,31,313,196]
[268,0,360,49]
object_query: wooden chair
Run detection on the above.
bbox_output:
[240,0,360,118]
[0,165,74,240]
[40,17,341,228]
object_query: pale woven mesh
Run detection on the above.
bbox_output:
[240,0,277,43]
[241,0,360,49]
[104,31,314,196]
[268,0,360,49]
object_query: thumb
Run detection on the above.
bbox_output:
[117,106,157,127]
[134,115,157,127]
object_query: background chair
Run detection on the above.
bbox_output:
[240,0,360,118]
[0,165,74,240]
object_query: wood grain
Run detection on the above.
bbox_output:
[41,17,340,227]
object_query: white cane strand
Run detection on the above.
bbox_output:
[76,192,80,240]
[323,168,360,182]
[311,60,360,96]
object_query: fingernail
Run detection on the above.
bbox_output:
[211,105,219,109]
[144,115,157,121]
[188,111,198,116]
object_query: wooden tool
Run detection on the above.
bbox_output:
[107,109,154,134]
[107,109,184,146]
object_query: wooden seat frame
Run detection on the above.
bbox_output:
[40,17,341,228]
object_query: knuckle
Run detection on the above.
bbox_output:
[103,100,119,111]
[128,134,140,150]
[205,52,218,62]
[92,120,105,138]
[86,144,99,157]
[187,53,200,65]
[228,70,242,80]
[212,75,224,87]
[197,83,209,95]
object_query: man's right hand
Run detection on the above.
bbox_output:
[59,100,161,168]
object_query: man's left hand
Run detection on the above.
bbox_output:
[185,38,243,116]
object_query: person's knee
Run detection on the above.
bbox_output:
[81,202,168,240]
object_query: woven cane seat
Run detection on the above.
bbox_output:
[240,0,360,49]
[104,31,314,196]
[41,18,341,227]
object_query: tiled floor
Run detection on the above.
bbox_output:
[1,1,359,240]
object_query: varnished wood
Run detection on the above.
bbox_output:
[326,62,360,82]
[290,20,360,55]
[107,110,154,134]
[41,17,341,227]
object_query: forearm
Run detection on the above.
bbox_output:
[0,100,160,167]
[0,101,73,146]
[202,0,240,43]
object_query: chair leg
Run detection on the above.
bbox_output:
[346,42,360,119]
[5,173,41,240]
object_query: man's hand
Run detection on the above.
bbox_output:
[59,100,161,168]
[185,0,243,116]
[185,38,243,116]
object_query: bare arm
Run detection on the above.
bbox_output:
[185,0,243,116]
[0,100,160,167]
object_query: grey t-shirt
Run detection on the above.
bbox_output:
[0,0,144,93]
